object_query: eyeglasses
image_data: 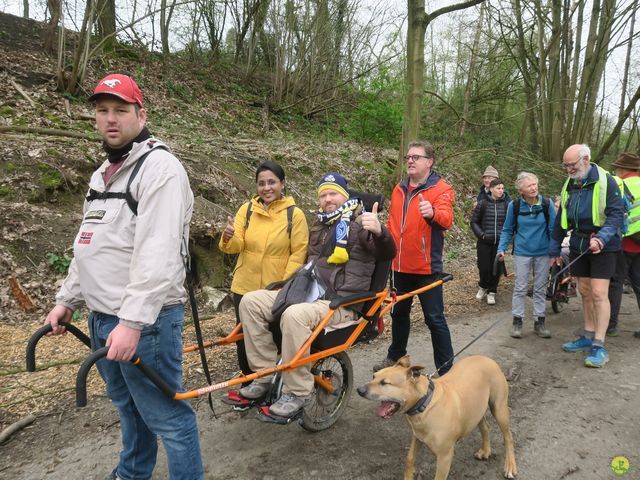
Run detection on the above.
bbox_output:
[404,154,429,162]
[562,158,582,170]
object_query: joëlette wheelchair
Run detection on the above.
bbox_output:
[25,192,453,432]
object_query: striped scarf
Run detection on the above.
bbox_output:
[317,198,362,264]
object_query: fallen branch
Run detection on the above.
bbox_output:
[8,274,37,312]
[63,98,95,121]
[10,79,37,108]
[0,125,99,141]
[0,357,86,376]
[0,415,36,444]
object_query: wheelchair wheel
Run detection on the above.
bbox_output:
[548,264,564,314]
[301,351,353,432]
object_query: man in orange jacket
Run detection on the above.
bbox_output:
[373,140,455,375]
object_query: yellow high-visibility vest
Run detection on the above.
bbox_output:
[560,164,609,230]
[616,175,640,237]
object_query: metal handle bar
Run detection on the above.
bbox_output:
[76,347,177,407]
[26,323,91,372]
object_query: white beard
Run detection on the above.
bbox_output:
[569,162,590,180]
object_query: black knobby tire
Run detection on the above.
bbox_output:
[301,351,353,432]
[548,264,564,314]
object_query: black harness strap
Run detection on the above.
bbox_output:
[85,145,168,215]
[182,240,216,416]
[405,377,435,416]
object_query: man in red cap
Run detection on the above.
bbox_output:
[44,74,203,480]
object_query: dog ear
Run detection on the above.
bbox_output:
[409,365,425,378]
[397,356,410,367]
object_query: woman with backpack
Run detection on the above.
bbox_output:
[471,178,509,305]
[497,172,556,339]
[219,160,309,378]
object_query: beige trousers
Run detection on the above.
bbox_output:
[240,289,357,396]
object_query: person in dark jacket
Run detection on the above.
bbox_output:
[549,144,624,368]
[471,178,509,305]
[476,165,512,206]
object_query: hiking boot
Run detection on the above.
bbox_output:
[584,345,609,368]
[511,317,523,339]
[372,357,396,372]
[269,393,309,417]
[562,335,592,352]
[476,287,488,300]
[606,326,619,337]
[487,292,496,305]
[239,381,271,400]
[534,317,551,338]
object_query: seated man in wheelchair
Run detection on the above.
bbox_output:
[238,172,397,417]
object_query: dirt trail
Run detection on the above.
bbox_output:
[1,293,639,480]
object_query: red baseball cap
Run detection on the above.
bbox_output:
[88,74,144,108]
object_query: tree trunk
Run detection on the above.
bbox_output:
[65,0,96,94]
[44,0,61,54]
[614,0,637,154]
[23,0,29,18]
[459,2,485,137]
[564,0,584,146]
[396,0,427,183]
[513,0,539,152]
[96,0,117,52]
[160,0,177,55]
[396,0,485,183]
[572,0,617,143]
[595,83,640,161]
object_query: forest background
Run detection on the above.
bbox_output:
[4,0,640,174]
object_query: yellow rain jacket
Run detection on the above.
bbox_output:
[219,195,309,294]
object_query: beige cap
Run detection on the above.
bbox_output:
[482,165,499,178]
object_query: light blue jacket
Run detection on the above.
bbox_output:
[497,195,556,257]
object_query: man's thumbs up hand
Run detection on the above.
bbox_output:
[361,202,382,236]
[418,193,434,220]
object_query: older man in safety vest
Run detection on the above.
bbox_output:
[549,144,624,368]
[607,152,640,338]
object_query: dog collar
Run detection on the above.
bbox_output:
[405,377,435,416]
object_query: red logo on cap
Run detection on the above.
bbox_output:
[101,78,122,89]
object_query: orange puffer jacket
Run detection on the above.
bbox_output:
[387,171,454,275]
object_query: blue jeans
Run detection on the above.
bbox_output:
[89,305,203,480]
[387,272,454,375]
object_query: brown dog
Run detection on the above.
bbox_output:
[357,355,517,480]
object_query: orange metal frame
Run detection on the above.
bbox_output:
[171,278,448,401]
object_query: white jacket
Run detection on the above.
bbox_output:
[56,138,194,329]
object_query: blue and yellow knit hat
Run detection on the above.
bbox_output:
[317,172,349,199]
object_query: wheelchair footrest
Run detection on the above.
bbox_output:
[256,406,301,425]
[221,389,260,411]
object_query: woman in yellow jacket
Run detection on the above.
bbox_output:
[219,161,309,378]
